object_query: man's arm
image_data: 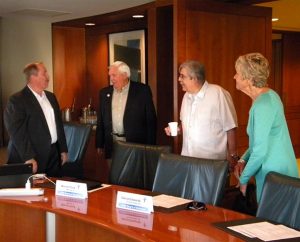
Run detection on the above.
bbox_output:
[4,95,36,162]
[95,90,106,149]
[226,127,238,171]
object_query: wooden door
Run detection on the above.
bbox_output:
[282,32,300,157]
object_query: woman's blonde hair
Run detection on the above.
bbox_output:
[235,53,270,88]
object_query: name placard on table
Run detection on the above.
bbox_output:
[116,191,153,214]
[55,195,88,214]
[117,209,154,230]
[55,180,88,199]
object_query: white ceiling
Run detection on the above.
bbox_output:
[0,0,299,31]
[0,0,153,22]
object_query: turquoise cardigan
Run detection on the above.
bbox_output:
[240,90,299,202]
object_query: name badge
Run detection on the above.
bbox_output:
[116,191,153,214]
[55,180,88,199]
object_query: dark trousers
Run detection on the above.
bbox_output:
[45,143,62,177]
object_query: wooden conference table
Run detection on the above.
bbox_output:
[0,184,251,242]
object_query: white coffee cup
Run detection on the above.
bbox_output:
[168,122,178,136]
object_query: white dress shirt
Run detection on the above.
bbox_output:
[112,82,130,141]
[28,85,58,144]
[180,81,237,159]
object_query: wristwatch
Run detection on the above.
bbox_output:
[230,154,240,162]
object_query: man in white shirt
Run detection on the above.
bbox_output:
[165,60,238,167]
[4,62,68,176]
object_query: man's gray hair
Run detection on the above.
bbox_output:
[23,62,43,81]
[179,60,205,84]
[109,61,131,78]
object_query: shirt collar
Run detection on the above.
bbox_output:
[27,85,46,100]
[113,81,130,93]
[188,80,208,100]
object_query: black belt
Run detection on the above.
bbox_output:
[111,132,125,137]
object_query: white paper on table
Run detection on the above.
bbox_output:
[228,221,300,241]
[153,194,192,208]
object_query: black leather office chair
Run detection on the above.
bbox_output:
[256,172,300,229]
[62,123,92,178]
[110,141,171,190]
[152,153,229,206]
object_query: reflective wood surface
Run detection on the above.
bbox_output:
[0,185,251,242]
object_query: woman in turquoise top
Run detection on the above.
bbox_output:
[234,53,298,202]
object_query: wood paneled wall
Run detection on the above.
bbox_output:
[174,0,272,155]
[85,31,109,111]
[282,33,300,157]
[53,26,87,116]
[155,6,174,147]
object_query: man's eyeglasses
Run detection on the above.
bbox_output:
[186,201,207,211]
[178,73,191,80]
